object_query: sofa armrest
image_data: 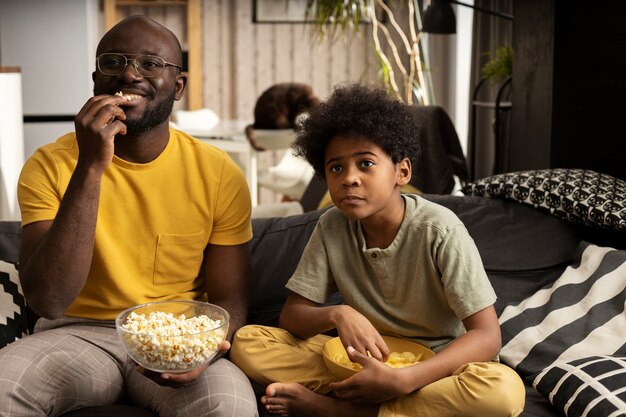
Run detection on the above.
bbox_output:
[0,221,21,265]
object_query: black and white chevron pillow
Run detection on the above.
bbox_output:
[0,260,28,348]
[498,242,626,377]
[531,355,626,417]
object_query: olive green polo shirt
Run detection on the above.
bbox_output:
[286,194,496,351]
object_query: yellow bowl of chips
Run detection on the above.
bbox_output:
[322,335,434,380]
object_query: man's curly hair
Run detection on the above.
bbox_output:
[292,83,420,178]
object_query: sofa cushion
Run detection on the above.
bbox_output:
[425,195,582,271]
[248,209,326,327]
[0,221,20,264]
[462,168,626,230]
[530,355,626,417]
[0,260,29,348]
[423,195,585,315]
[498,242,626,377]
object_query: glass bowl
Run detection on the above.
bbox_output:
[322,335,435,380]
[116,300,229,373]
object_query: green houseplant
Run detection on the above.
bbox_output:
[481,45,513,83]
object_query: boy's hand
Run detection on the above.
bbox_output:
[335,305,390,362]
[329,346,409,404]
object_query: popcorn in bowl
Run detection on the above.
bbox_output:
[116,300,229,373]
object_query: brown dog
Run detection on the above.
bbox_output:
[245,83,319,151]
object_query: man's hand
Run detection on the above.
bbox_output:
[74,94,127,173]
[136,340,231,387]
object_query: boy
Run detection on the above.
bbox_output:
[231,84,525,417]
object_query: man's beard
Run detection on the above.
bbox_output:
[124,90,176,135]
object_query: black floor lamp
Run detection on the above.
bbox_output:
[422,0,513,34]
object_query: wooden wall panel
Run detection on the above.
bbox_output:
[202,0,221,115]
[329,37,347,88]
[273,25,294,84]
[250,25,274,118]
[233,0,255,120]
[222,1,236,117]
[353,31,379,83]
[292,27,313,89]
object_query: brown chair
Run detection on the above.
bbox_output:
[409,105,468,194]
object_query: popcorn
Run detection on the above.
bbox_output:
[115,91,140,101]
[120,310,226,372]
[115,91,128,100]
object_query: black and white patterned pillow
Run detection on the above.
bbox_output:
[498,242,626,378]
[462,168,626,230]
[0,260,29,348]
[531,355,626,417]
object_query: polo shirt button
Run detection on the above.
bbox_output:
[371,253,377,258]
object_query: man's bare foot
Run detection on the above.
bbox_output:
[261,382,377,417]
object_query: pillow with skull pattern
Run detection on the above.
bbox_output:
[462,169,626,230]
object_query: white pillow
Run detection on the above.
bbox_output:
[174,108,220,131]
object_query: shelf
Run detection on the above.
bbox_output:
[472,101,512,109]
[102,0,202,109]
[470,77,512,180]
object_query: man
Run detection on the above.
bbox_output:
[0,15,258,416]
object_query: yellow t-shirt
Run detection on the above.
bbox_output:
[18,128,252,319]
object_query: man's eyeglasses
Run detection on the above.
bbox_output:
[96,53,182,78]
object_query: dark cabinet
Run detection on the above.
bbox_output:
[509,0,626,181]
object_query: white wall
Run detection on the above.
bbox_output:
[0,0,98,116]
[0,0,100,158]
[454,3,475,156]
[0,70,25,221]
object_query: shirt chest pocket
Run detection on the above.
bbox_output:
[153,231,206,285]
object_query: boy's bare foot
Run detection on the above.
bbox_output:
[261,382,377,417]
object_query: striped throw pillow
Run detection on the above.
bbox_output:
[531,355,626,417]
[498,242,626,377]
[0,260,28,348]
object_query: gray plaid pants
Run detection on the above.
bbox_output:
[0,317,258,417]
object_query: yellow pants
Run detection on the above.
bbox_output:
[231,325,526,417]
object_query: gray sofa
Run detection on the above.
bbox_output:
[1,194,624,417]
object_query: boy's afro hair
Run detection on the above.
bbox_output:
[292,83,420,178]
